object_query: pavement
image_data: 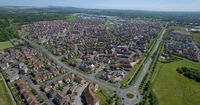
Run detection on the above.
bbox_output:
[20,22,168,105]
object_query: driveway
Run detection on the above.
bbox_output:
[74,83,88,105]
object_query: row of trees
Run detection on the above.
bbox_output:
[176,67,200,82]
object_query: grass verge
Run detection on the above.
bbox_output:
[0,80,13,105]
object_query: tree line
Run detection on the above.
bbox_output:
[176,67,200,82]
[0,28,20,42]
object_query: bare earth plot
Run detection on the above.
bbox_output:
[152,58,200,105]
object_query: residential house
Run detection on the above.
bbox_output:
[8,73,19,82]
[52,80,59,87]
[42,83,52,92]
[83,82,99,105]
[49,88,58,98]
[19,63,28,74]
[35,74,42,83]
[46,72,53,79]
[75,76,85,85]
[67,84,77,94]
[54,93,67,105]
[0,63,9,70]
[58,67,66,74]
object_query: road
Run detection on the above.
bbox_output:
[21,23,167,105]
[74,83,88,105]
[0,73,17,105]
[22,36,119,102]
[122,23,168,105]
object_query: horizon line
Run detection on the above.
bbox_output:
[0,5,200,13]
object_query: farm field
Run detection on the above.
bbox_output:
[0,41,14,50]
[151,58,200,105]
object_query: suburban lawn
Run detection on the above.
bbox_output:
[151,58,200,105]
[0,80,13,105]
[0,41,14,50]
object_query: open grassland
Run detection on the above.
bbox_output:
[169,26,200,46]
[0,80,13,105]
[0,41,14,50]
[151,58,200,105]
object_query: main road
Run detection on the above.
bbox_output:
[21,22,167,105]
[121,23,168,105]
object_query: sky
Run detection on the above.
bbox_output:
[0,0,200,11]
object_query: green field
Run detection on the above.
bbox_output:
[0,80,13,105]
[65,16,79,22]
[169,26,200,46]
[0,41,14,50]
[151,58,200,105]
[95,87,113,105]
[190,33,200,47]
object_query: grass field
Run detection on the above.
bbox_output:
[95,87,112,105]
[0,80,13,105]
[190,33,200,46]
[169,26,200,46]
[65,16,79,22]
[0,41,14,50]
[151,58,200,105]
